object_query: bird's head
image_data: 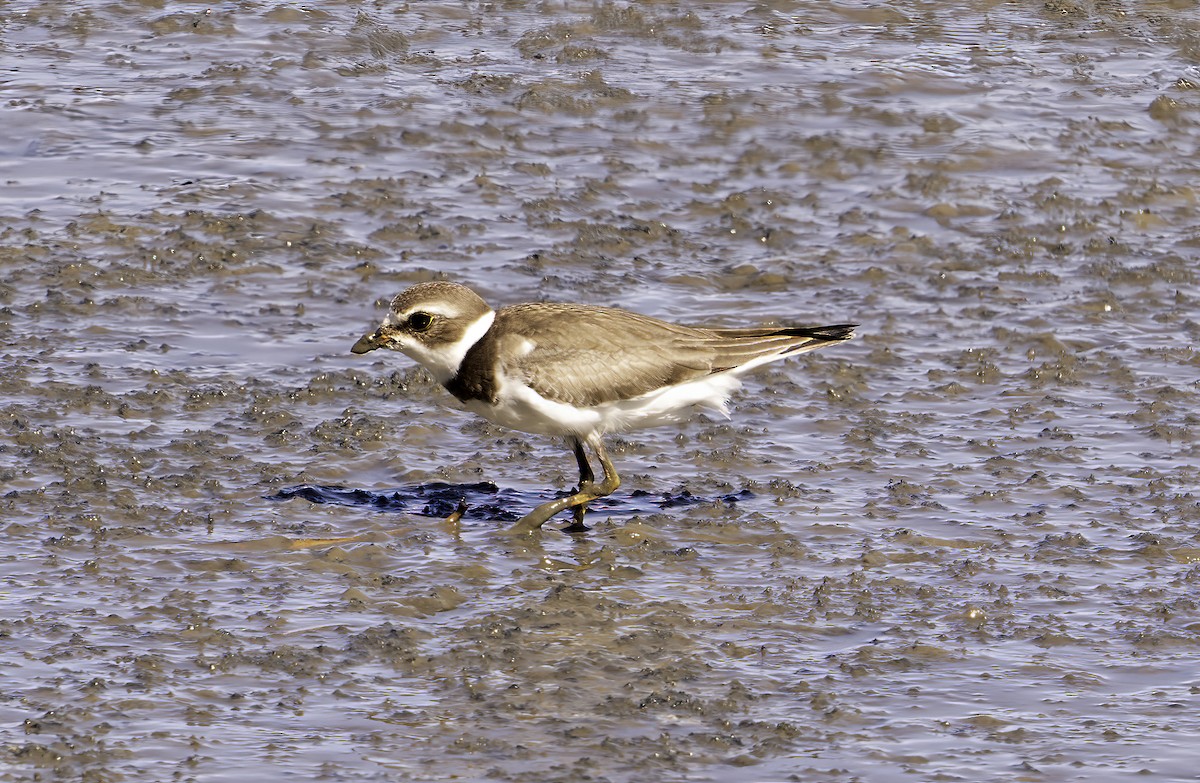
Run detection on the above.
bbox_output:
[351,281,495,384]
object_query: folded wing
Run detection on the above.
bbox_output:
[498,303,854,407]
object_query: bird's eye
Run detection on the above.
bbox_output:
[408,312,434,332]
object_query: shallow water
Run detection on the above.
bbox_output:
[2,1,1199,781]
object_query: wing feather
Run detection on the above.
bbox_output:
[495,304,855,407]
[496,304,714,406]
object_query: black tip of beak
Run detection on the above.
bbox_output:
[351,332,381,355]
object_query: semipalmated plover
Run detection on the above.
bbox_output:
[351,281,855,534]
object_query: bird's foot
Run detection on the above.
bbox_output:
[443,500,467,535]
[560,504,590,533]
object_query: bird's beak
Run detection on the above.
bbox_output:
[351,330,383,355]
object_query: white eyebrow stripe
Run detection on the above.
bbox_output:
[384,304,459,327]
[400,304,459,319]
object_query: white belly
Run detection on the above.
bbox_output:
[460,371,743,438]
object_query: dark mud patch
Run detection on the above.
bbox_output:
[270,481,752,523]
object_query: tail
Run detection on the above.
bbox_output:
[777,323,857,353]
[706,323,857,374]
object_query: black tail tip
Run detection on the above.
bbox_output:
[811,324,857,342]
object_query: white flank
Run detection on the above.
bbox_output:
[608,371,743,430]
[464,364,756,439]
[463,384,604,437]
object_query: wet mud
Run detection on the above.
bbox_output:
[2,1,1199,782]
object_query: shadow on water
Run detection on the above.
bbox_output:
[269,482,751,522]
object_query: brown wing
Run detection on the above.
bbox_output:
[497,304,717,406]
[496,303,855,406]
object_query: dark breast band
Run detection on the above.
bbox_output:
[445,330,500,404]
